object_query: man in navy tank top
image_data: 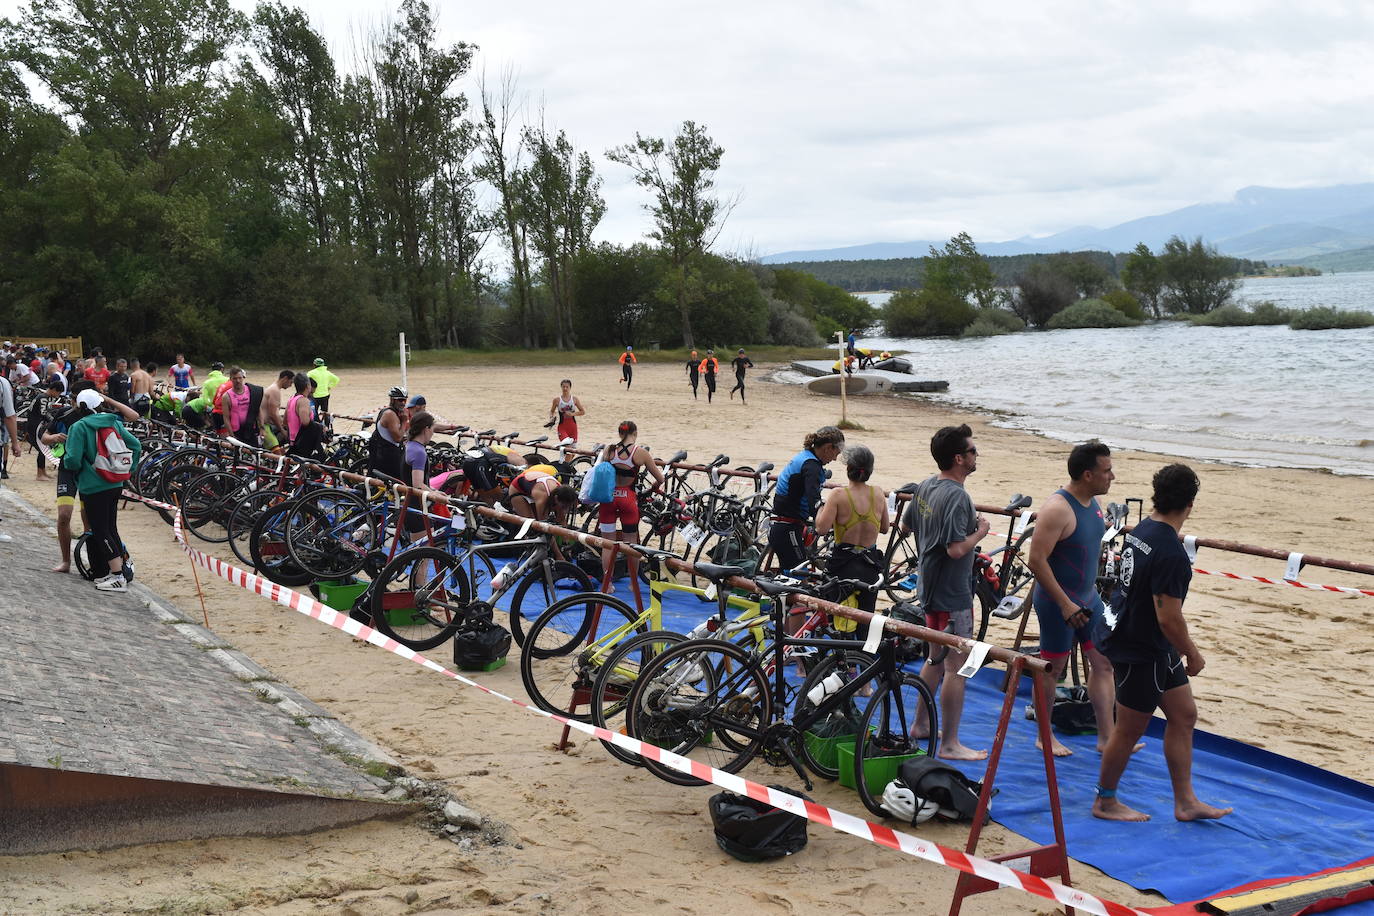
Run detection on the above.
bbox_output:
[1028,441,1126,757]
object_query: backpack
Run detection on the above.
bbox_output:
[896,756,991,823]
[1050,684,1098,735]
[93,424,134,483]
[709,785,811,862]
[579,460,616,505]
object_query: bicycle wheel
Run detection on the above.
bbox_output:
[73,532,97,581]
[158,459,219,525]
[180,471,251,544]
[506,560,594,648]
[370,546,471,650]
[795,649,879,782]
[589,629,688,766]
[625,638,772,788]
[228,489,290,569]
[882,528,921,604]
[853,673,939,819]
[284,487,376,580]
[518,592,641,719]
[249,499,314,587]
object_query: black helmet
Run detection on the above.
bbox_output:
[709,785,810,862]
[388,386,406,400]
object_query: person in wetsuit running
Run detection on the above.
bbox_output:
[768,426,845,573]
[685,349,700,399]
[619,346,637,388]
[597,420,666,590]
[729,348,754,403]
[699,349,720,403]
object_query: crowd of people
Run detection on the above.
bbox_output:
[0,337,1231,824]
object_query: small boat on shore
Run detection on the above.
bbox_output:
[806,373,892,395]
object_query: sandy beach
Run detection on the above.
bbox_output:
[4,360,1372,914]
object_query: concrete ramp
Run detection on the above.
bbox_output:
[0,491,408,855]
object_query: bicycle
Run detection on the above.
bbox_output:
[622,573,938,817]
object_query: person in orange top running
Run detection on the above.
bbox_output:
[618,346,637,388]
[699,349,720,402]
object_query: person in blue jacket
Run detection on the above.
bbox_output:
[767,426,845,573]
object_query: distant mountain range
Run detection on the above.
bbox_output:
[763,184,1374,266]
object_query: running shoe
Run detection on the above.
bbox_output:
[94,573,128,592]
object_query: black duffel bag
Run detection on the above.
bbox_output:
[709,785,811,862]
[452,609,511,670]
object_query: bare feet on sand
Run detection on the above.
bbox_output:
[939,743,989,761]
[1092,797,1150,821]
[51,563,70,574]
[1176,800,1232,821]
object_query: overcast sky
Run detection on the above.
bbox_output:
[8,0,1374,257]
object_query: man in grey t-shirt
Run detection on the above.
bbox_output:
[0,374,21,542]
[910,423,990,761]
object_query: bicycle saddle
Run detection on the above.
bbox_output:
[753,577,807,598]
[1004,493,1031,512]
[693,562,744,583]
[668,450,688,465]
[526,435,549,445]
[633,545,679,560]
[754,461,774,476]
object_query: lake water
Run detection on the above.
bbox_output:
[843,273,1374,476]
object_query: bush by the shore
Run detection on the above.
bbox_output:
[1189,301,1292,326]
[1047,298,1141,329]
[1288,306,1374,330]
[1102,289,1147,321]
[961,308,1025,338]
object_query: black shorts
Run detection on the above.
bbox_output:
[1113,651,1189,714]
[313,395,331,413]
[56,468,79,506]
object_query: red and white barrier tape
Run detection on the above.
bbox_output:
[131,490,1143,916]
[1192,567,1374,598]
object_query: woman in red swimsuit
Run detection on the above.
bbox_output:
[597,420,665,587]
[549,378,585,442]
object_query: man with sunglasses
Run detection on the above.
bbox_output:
[910,423,990,761]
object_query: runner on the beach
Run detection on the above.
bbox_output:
[597,420,665,589]
[729,348,754,404]
[618,346,637,388]
[1094,463,1233,824]
[168,354,195,391]
[549,379,584,442]
[1027,441,1134,757]
[685,350,700,399]
[699,349,720,403]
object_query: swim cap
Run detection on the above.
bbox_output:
[627,345,633,351]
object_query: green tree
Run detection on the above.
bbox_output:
[1047,251,1114,299]
[1011,261,1077,327]
[1159,235,1238,314]
[770,267,873,338]
[882,287,975,337]
[1120,243,1166,318]
[924,231,998,308]
[607,120,732,349]
[518,123,605,350]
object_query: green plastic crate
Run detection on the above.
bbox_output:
[803,727,859,771]
[316,578,368,612]
[837,738,927,791]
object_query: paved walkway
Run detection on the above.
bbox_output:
[0,489,393,800]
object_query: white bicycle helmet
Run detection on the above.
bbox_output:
[881,778,940,825]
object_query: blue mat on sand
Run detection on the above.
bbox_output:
[948,667,1374,905]
[495,579,1374,906]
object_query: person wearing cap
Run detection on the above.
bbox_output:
[402,394,460,434]
[618,345,637,388]
[62,388,141,591]
[698,349,720,403]
[367,386,408,482]
[307,357,340,428]
[168,354,196,390]
[729,348,754,404]
[684,349,700,399]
